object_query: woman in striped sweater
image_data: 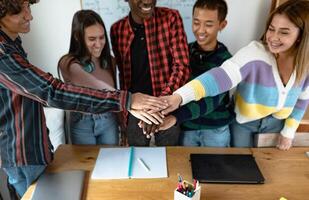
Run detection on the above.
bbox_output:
[160,0,309,150]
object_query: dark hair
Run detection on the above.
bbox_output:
[262,0,309,83]
[0,0,38,19]
[58,9,112,75]
[192,0,228,22]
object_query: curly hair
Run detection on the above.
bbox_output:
[0,0,38,19]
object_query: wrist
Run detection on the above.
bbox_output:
[174,94,182,108]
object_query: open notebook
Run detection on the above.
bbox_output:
[91,147,167,179]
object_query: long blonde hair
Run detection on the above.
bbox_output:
[262,0,309,83]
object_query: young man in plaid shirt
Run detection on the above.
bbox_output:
[111,0,190,146]
[0,0,167,197]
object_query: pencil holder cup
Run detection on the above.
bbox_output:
[174,186,201,200]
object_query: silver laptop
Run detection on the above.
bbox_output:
[31,170,85,200]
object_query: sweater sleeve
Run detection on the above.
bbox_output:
[173,93,228,123]
[281,79,309,138]
[174,57,242,105]
[174,41,266,106]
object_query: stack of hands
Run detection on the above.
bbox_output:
[130,93,182,138]
[130,93,293,150]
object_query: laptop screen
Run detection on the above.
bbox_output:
[190,154,265,184]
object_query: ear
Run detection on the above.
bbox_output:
[219,20,227,31]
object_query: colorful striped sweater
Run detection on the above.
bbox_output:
[175,41,309,138]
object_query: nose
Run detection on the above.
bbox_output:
[94,39,102,48]
[198,24,206,34]
[23,6,33,21]
[270,31,280,41]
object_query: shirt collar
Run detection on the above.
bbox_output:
[129,13,145,30]
[0,29,26,57]
[0,29,22,45]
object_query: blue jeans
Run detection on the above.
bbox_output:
[230,115,284,147]
[3,165,46,197]
[70,112,119,145]
[180,125,230,147]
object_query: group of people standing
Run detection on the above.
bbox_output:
[0,0,308,198]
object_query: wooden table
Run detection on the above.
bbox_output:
[22,145,309,200]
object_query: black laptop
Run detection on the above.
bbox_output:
[190,154,265,184]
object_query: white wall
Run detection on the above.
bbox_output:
[22,0,271,76]
[22,0,81,76]
[218,0,271,54]
[83,0,272,54]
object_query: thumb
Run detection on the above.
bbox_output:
[161,105,175,115]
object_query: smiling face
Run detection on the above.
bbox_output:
[128,0,156,24]
[0,1,33,40]
[192,7,226,51]
[266,14,300,55]
[84,23,106,59]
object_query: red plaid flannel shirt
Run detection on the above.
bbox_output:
[111,7,190,97]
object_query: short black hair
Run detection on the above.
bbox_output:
[193,0,228,22]
[0,0,38,19]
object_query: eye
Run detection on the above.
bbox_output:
[193,22,199,26]
[279,31,289,35]
[193,20,200,26]
[268,27,275,32]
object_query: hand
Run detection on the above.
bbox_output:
[129,109,164,125]
[159,115,177,131]
[138,121,160,138]
[276,135,293,150]
[160,94,182,115]
[131,93,168,111]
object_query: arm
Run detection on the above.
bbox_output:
[281,79,309,139]
[0,51,167,115]
[174,58,241,106]
[159,93,229,131]
[172,41,270,107]
[161,61,241,115]
[61,62,115,91]
[0,51,129,113]
[173,93,229,123]
[160,10,190,96]
[277,87,309,150]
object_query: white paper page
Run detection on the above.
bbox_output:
[131,147,167,179]
[91,148,129,179]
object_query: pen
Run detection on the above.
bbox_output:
[193,179,197,189]
[194,180,199,192]
[128,146,134,177]
[137,157,150,172]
